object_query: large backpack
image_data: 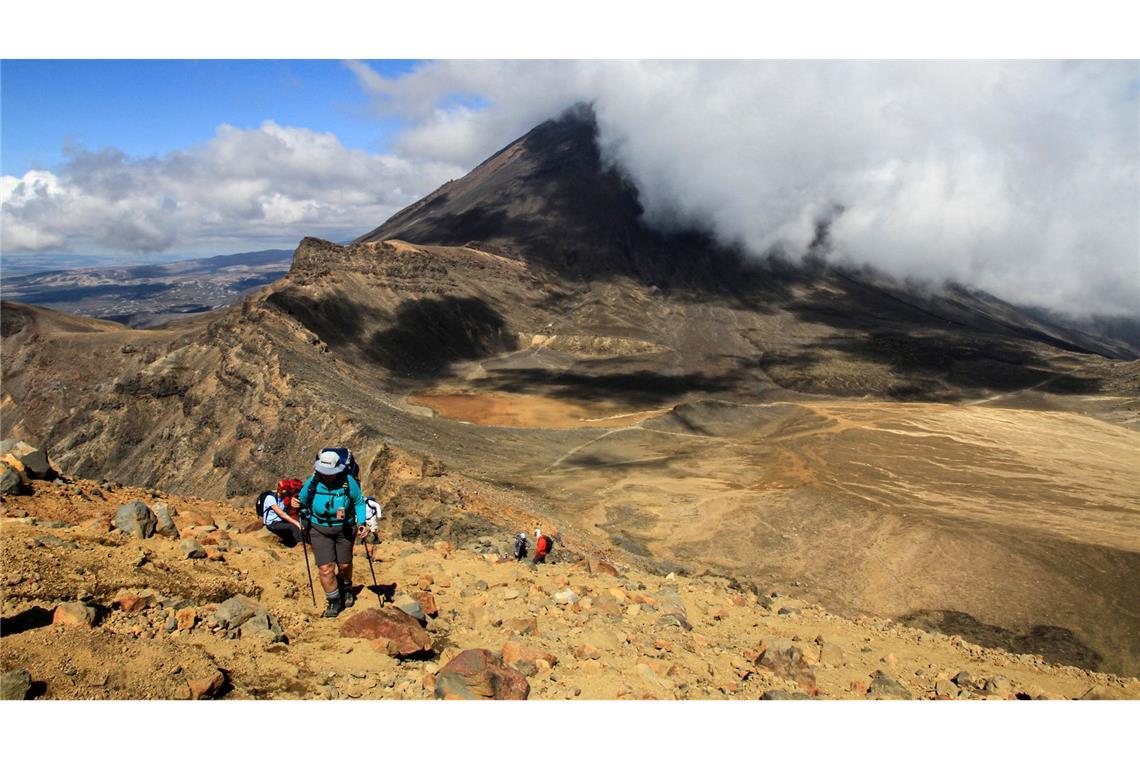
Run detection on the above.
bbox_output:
[321,447,360,480]
[254,490,275,518]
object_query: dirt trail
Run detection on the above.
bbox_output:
[2,478,1137,700]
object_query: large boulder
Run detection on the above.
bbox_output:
[434,649,530,700]
[113,500,157,539]
[1,440,57,480]
[754,640,819,697]
[339,607,433,658]
[0,464,24,496]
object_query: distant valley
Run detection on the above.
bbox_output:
[0,249,292,327]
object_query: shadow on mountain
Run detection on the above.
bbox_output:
[756,331,1106,399]
[474,367,741,405]
[899,609,1104,672]
[265,288,387,350]
[366,296,517,378]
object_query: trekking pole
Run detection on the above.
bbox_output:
[363,536,382,607]
[300,519,316,607]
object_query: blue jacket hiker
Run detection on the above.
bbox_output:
[297,449,370,617]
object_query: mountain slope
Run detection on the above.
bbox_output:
[3,107,1138,677]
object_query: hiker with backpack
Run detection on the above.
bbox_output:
[513,531,529,561]
[258,478,305,547]
[531,528,554,565]
[296,448,370,618]
[364,496,382,545]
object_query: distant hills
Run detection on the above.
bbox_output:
[0,248,293,327]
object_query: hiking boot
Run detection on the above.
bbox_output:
[322,596,345,618]
[343,589,355,608]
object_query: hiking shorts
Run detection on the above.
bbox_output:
[309,523,355,566]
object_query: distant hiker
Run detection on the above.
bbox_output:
[258,478,305,547]
[297,448,370,617]
[513,531,529,561]
[531,528,554,565]
[364,496,382,545]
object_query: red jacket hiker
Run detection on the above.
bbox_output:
[533,530,553,563]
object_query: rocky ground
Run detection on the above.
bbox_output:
[2,476,1137,701]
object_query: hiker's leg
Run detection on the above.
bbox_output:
[317,563,338,593]
[337,563,353,587]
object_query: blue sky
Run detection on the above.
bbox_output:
[1,60,420,176]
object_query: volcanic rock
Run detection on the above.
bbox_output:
[212,594,263,629]
[755,640,819,696]
[186,670,226,700]
[0,669,32,700]
[53,602,96,627]
[434,649,530,700]
[339,607,433,657]
[504,616,539,636]
[112,500,157,539]
[867,670,912,700]
[178,539,206,559]
[502,639,558,669]
[152,502,179,538]
[0,464,25,496]
[393,594,427,623]
[411,591,439,618]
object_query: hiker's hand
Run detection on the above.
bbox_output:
[356,525,368,538]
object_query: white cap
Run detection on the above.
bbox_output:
[535,528,542,537]
[314,450,345,475]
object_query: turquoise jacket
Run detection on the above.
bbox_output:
[297,474,367,528]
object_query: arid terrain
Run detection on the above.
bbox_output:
[2,474,1137,700]
[3,106,1138,694]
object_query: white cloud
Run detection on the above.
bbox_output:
[1,121,463,255]
[348,60,1140,316]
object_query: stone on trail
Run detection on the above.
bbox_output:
[553,588,579,605]
[212,595,265,629]
[152,502,179,538]
[761,690,813,700]
[339,607,434,658]
[754,640,819,697]
[179,539,207,559]
[185,670,226,700]
[53,602,97,628]
[935,679,957,699]
[574,643,603,660]
[393,594,427,623]
[240,611,285,643]
[176,607,197,631]
[503,616,539,636]
[1,669,32,700]
[867,670,913,700]
[984,675,1013,696]
[502,639,558,670]
[411,591,439,618]
[113,500,158,539]
[434,649,530,700]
